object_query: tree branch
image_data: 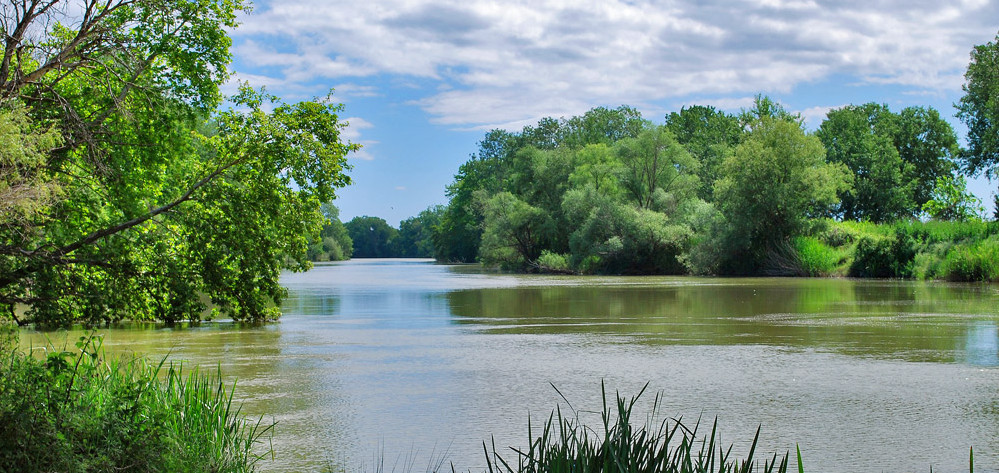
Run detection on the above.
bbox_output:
[0,153,245,289]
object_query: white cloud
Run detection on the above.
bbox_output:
[234,0,999,128]
[342,117,377,161]
[797,105,842,129]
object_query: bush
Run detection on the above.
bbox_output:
[849,228,916,278]
[534,251,574,274]
[0,332,272,473]
[941,237,999,282]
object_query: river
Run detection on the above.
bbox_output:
[22,259,999,472]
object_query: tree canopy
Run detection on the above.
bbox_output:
[958,30,999,182]
[0,0,355,326]
[429,93,979,276]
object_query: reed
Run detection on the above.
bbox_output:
[0,331,272,473]
[484,382,791,473]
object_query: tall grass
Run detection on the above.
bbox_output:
[485,383,791,473]
[0,330,272,473]
[815,219,999,281]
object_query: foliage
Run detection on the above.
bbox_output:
[479,192,550,269]
[664,105,741,201]
[816,103,959,221]
[922,175,985,222]
[739,95,804,128]
[848,231,916,278]
[485,383,792,473]
[0,333,271,473]
[0,103,63,238]
[308,204,353,262]
[891,106,960,208]
[430,95,978,278]
[712,117,849,273]
[792,237,842,277]
[616,126,699,213]
[816,104,912,222]
[534,251,573,274]
[345,216,399,258]
[958,30,999,181]
[0,1,355,326]
[434,131,516,262]
[395,205,444,258]
[939,237,999,282]
[559,106,648,149]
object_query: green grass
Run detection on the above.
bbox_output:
[793,237,844,277]
[484,383,791,473]
[0,330,272,473]
[813,219,999,281]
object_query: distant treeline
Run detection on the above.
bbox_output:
[416,94,996,276]
[317,33,999,279]
[314,95,999,279]
[307,205,441,260]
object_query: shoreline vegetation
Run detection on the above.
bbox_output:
[0,331,273,473]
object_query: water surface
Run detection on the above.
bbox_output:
[24,259,999,472]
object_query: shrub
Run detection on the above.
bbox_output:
[941,237,999,282]
[849,227,916,278]
[534,251,574,274]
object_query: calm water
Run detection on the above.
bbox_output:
[23,259,999,472]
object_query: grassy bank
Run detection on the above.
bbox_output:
[0,329,272,473]
[788,219,999,281]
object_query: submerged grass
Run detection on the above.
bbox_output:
[484,383,791,473]
[0,329,272,473]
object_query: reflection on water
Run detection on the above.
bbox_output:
[446,279,999,363]
[966,322,999,367]
[20,259,999,473]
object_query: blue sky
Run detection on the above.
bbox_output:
[227,0,999,226]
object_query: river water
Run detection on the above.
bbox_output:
[23,259,999,472]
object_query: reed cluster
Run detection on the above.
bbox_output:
[483,383,797,473]
[0,330,272,473]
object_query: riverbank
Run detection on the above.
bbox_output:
[508,219,999,282]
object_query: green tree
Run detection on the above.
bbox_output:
[817,104,912,222]
[395,205,444,258]
[922,175,984,221]
[739,94,804,129]
[0,1,354,325]
[664,105,742,200]
[559,106,647,149]
[892,106,960,208]
[817,103,959,220]
[568,143,622,196]
[958,30,999,181]
[478,192,549,269]
[345,216,398,258]
[0,104,62,242]
[433,130,515,262]
[615,126,699,213]
[308,203,353,261]
[713,117,849,273]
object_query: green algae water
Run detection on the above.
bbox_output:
[22,259,999,472]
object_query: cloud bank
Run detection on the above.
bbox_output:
[233,0,998,129]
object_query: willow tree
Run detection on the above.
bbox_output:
[712,117,850,273]
[0,1,355,326]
